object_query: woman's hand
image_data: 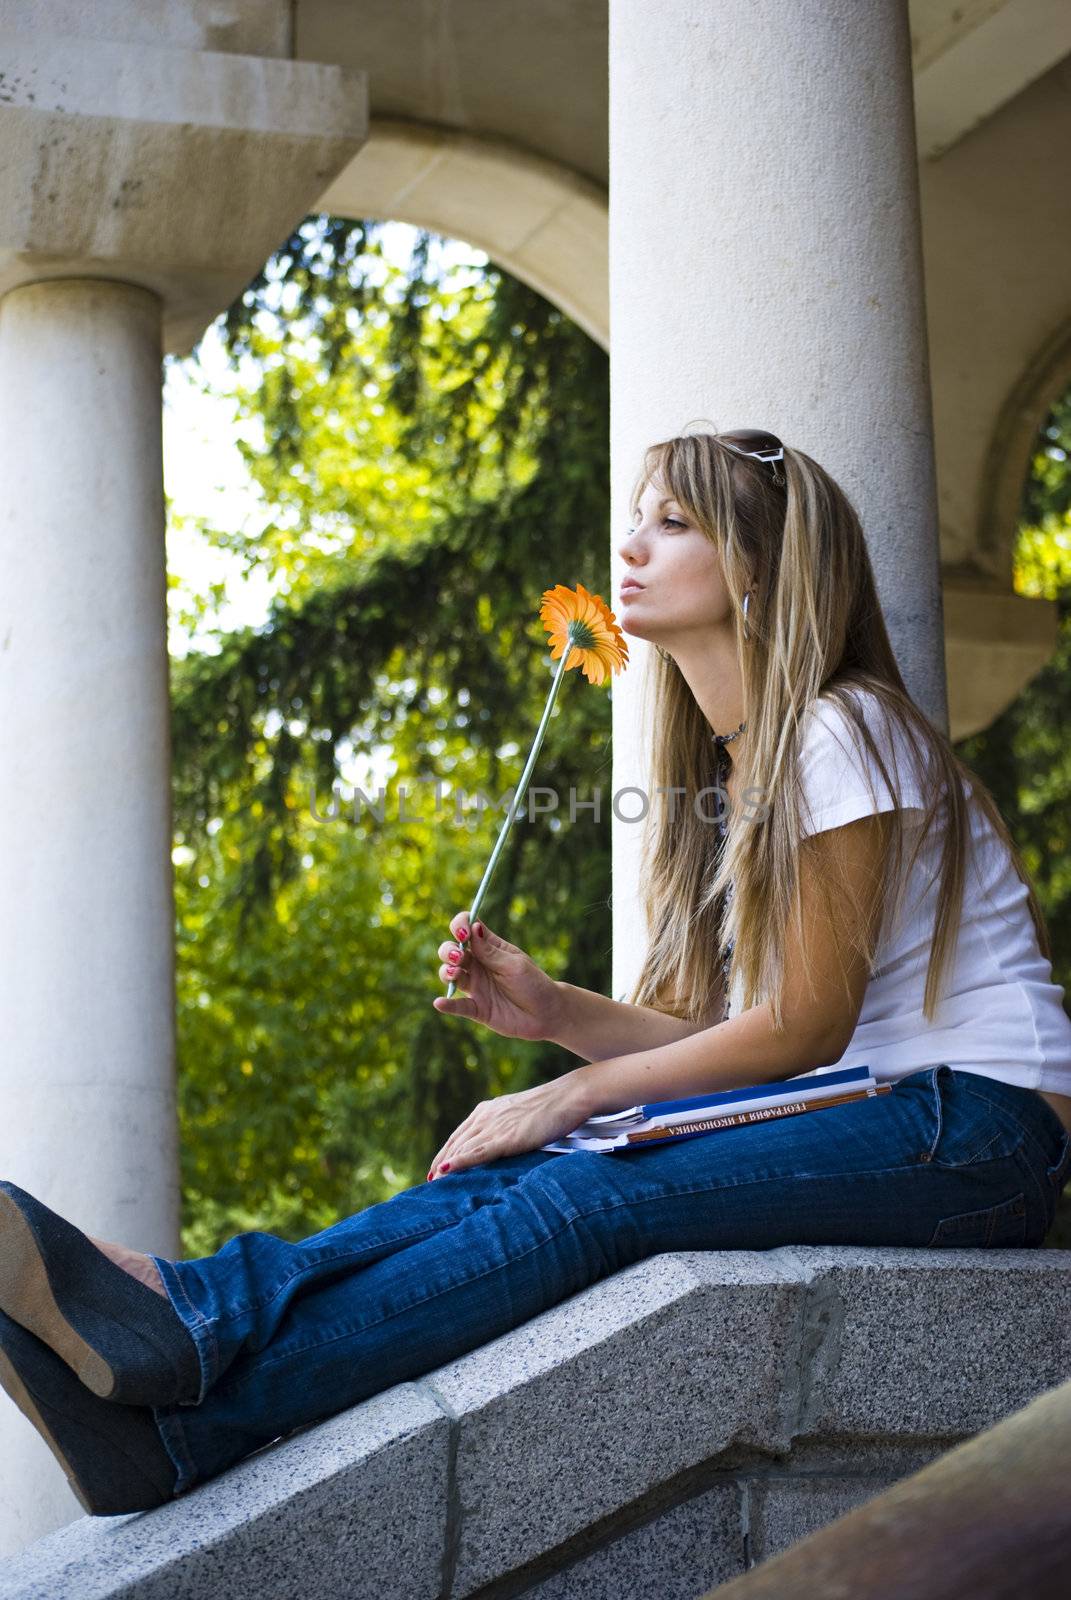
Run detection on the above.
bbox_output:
[427,1076,590,1180]
[433,914,564,1042]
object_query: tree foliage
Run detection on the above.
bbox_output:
[169,219,611,1252]
[956,394,1071,1246]
[168,215,1071,1254]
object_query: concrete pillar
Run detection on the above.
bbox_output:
[609,0,946,999]
[0,278,179,1550]
[0,10,366,1555]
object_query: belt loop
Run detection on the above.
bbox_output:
[922,1063,950,1162]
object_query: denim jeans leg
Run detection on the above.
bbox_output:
[154,1151,592,1492]
[151,1149,561,1403]
[149,1152,560,1465]
[153,1065,1043,1493]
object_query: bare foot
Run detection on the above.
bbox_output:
[88,1236,168,1298]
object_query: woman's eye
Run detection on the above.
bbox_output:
[625,516,685,534]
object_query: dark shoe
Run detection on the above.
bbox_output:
[0,1181,200,1406]
[0,1309,178,1514]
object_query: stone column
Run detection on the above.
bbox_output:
[0,278,178,1542]
[609,0,946,998]
[0,12,367,1551]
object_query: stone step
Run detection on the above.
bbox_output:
[2,1245,1069,1599]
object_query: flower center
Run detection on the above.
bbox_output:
[567,619,599,650]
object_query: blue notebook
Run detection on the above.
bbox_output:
[598,1064,873,1125]
[541,1063,882,1154]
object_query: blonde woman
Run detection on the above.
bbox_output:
[2,427,1070,1516]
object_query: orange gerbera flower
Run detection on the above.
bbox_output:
[539,581,629,686]
[440,582,629,1003]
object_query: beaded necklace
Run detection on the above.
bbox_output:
[710,719,746,1021]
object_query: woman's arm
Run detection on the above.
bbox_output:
[561,813,890,1116]
[547,980,723,1063]
[426,815,893,1177]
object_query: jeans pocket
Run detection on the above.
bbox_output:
[919,1068,1024,1171]
[1047,1130,1071,1199]
[926,1189,1027,1248]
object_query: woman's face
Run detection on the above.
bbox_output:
[616,477,733,649]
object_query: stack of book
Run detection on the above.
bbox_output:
[540,1064,889,1154]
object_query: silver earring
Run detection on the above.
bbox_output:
[742,591,751,642]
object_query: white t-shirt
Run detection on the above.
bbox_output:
[740,686,1071,1096]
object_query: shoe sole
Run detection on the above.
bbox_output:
[0,1189,115,1399]
[0,1340,172,1515]
[0,1342,94,1513]
[0,1182,200,1408]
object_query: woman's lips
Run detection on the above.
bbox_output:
[620,582,644,597]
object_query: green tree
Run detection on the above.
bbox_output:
[169,219,613,1252]
[957,393,1071,1246]
[170,216,1071,1255]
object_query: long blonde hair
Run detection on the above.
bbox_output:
[625,426,1050,1034]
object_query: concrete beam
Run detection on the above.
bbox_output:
[0,26,368,352]
[0,0,293,57]
[318,120,608,352]
[910,0,1071,161]
[0,1387,449,1600]
[944,580,1060,740]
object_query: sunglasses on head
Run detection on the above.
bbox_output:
[718,431,785,465]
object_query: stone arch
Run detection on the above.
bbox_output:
[980,315,1071,577]
[313,119,609,351]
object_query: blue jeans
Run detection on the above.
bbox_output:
[152,1065,1071,1493]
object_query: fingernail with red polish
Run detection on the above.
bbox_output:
[458,927,469,941]
[441,1162,451,1172]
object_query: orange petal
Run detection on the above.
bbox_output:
[539,582,629,684]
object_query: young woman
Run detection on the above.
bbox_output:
[2,427,1070,1517]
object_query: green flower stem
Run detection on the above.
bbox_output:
[445,639,575,998]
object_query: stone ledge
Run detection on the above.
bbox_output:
[429,1251,801,1596]
[1,1246,1068,1600]
[0,1387,449,1600]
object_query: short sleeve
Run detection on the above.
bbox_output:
[796,690,928,841]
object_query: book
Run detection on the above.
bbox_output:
[541,1064,888,1153]
[619,1085,892,1148]
[579,1063,875,1129]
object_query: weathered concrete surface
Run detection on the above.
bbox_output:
[0,23,368,351]
[431,1251,802,1596]
[1,1246,1067,1600]
[701,1371,1071,1599]
[0,1386,449,1600]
